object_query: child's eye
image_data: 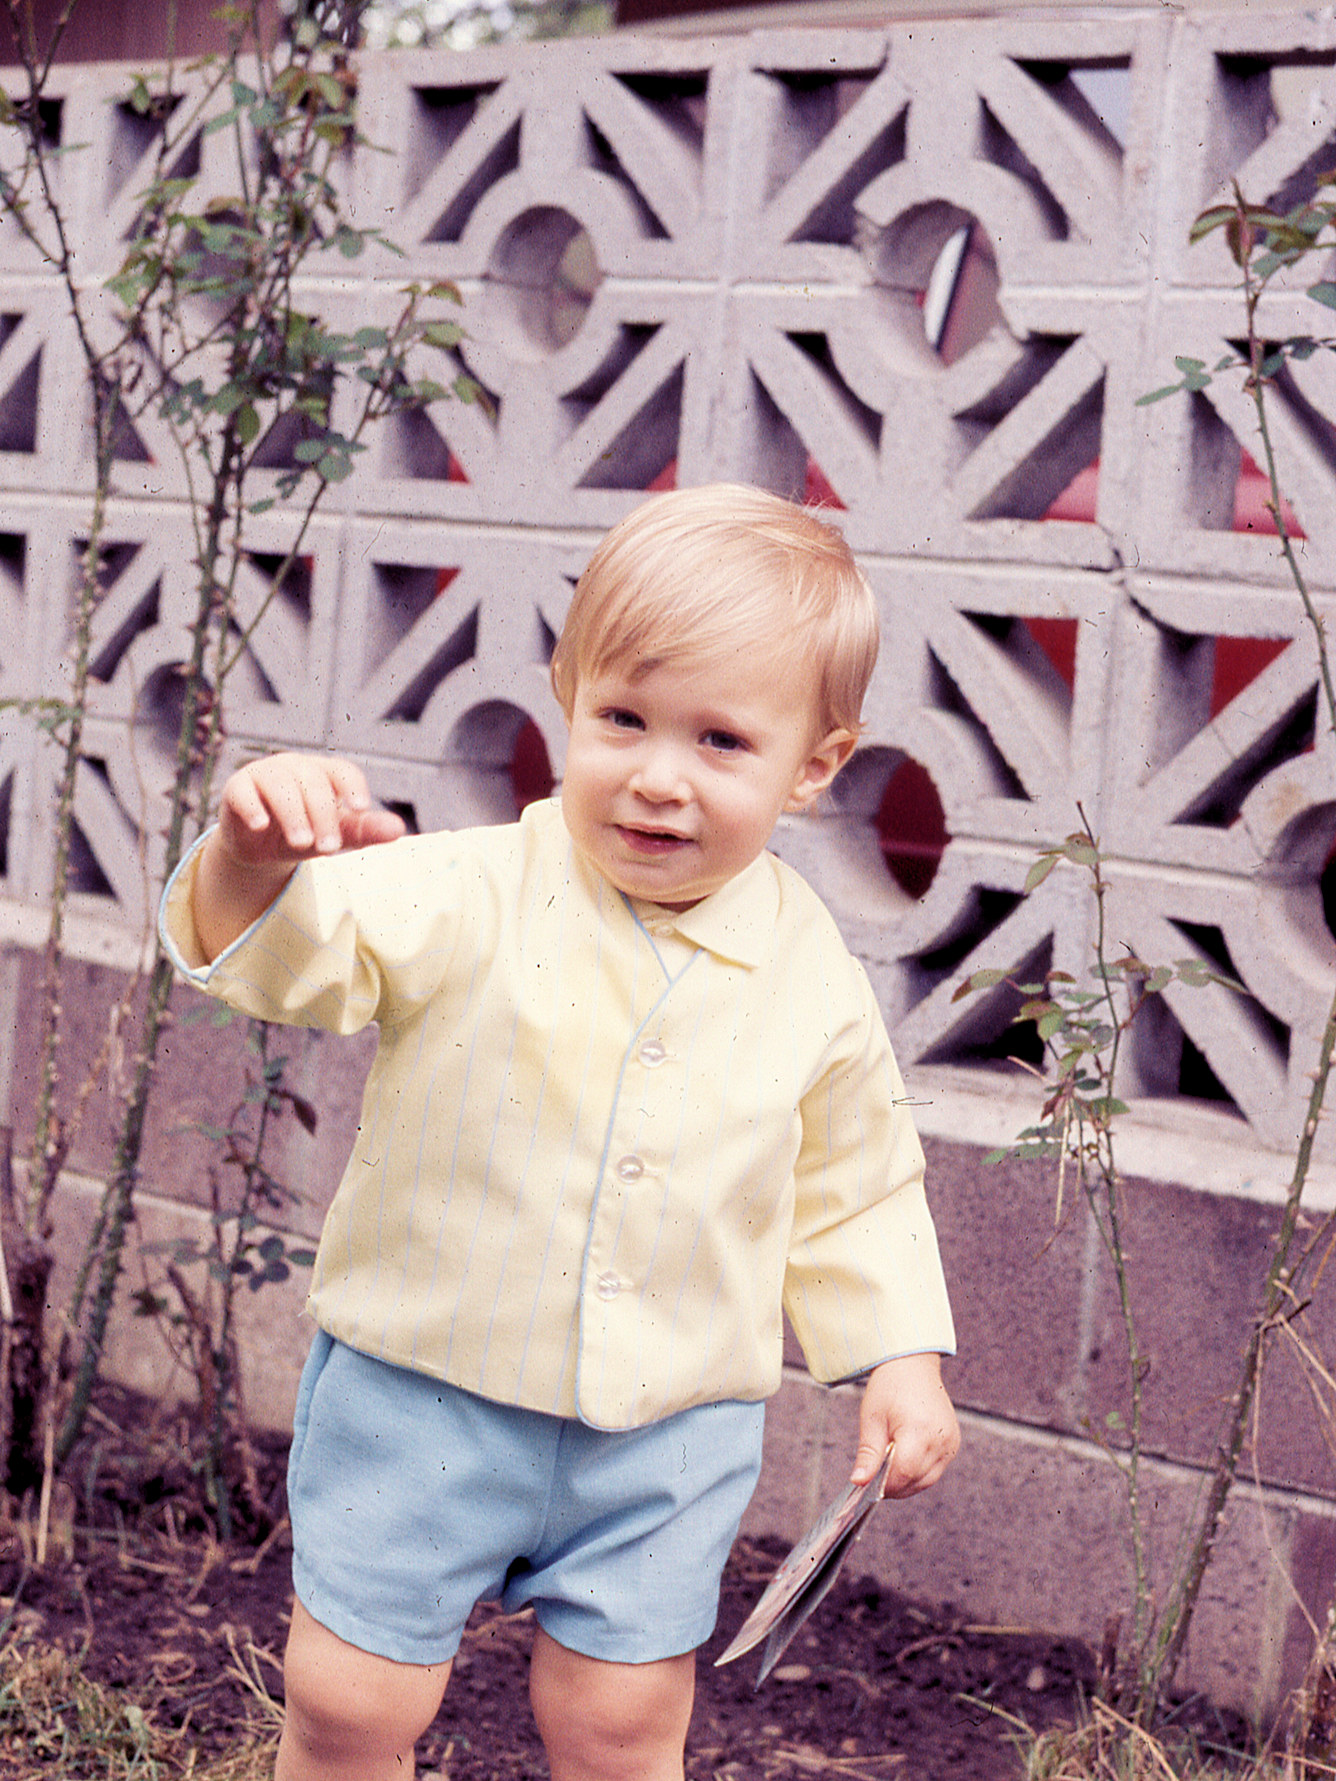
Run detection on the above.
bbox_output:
[604,708,644,731]
[703,729,747,753]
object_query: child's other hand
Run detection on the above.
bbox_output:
[850,1351,959,1499]
[218,753,406,870]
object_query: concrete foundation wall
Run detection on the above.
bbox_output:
[3,5,1336,1716]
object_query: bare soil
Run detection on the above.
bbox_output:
[0,1388,1249,1779]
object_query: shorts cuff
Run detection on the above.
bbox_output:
[530,1601,717,1665]
[292,1562,465,1668]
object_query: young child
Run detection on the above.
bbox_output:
[160,483,959,1781]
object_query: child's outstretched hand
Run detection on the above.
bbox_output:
[218,753,405,868]
[195,753,406,962]
[850,1351,959,1499]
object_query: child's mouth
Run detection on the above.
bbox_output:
[617,825,690,856]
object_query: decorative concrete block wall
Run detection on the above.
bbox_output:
[3,5,1336,1713]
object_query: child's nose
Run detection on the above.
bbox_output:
[630,743,689,802]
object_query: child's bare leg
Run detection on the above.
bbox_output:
[275,1599,451,1781]
[529,1626,695,1781]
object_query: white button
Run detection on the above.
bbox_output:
[595,1271,622,1300]
[638,1040,667,1068]
[616,1155,644,1181]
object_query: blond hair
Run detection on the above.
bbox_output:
[550,485,878,738]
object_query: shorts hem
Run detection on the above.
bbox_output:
[530,1603,718,1665]
[292,1565,465,1669]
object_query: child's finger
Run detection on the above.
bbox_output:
[291,762,345,854]
[222,768,275,836]
[343,806,409,850]
[324,757,372,819]
[849,1431,891,1489]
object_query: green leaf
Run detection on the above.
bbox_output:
[1037,1007,1067,1041]
[318,450,353,482]
[313,118,354,148]
[1251,251,1290,281]
[950,966,1008,1002]
[422,320,464,350]
[1189,204,1237,243]
[1023,854,1059,893]
[210,382,249,417]
[314,72,349,109]
[1309,281,1336,311]
[1174,958,1216,988]
[1136,383,1185,407]
[1061,837,1099,868]
[1091,1097,1130,1120]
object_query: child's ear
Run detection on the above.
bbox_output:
[785,728,859,813]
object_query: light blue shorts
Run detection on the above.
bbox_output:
[287,1331,766,1667]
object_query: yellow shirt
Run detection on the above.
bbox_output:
[160,797,955,1429]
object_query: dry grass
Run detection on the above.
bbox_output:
[1018,1698,1285,1781]
[0,1629,280,1779]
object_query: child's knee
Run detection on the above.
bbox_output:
[280,1600,451,1772]
[529,1630,695,1781]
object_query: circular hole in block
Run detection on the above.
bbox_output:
[829,745,949,905]
[867,201,1003,367]
[485,208,601,357]
[511,717,555,814]
[139,659,192,759]
[875,755,948,898]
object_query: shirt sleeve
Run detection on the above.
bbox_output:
[158,828,473,1035]
[783,955,956,1383]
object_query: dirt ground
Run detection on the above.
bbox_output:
[0,1390,1249,1779]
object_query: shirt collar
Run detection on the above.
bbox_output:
[540,796,778,969]
[631,852,778,968]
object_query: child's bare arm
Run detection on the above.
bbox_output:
[192,753,406,963]
[850,1351,959,1498]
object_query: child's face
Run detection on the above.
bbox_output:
[560,648,853,910]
